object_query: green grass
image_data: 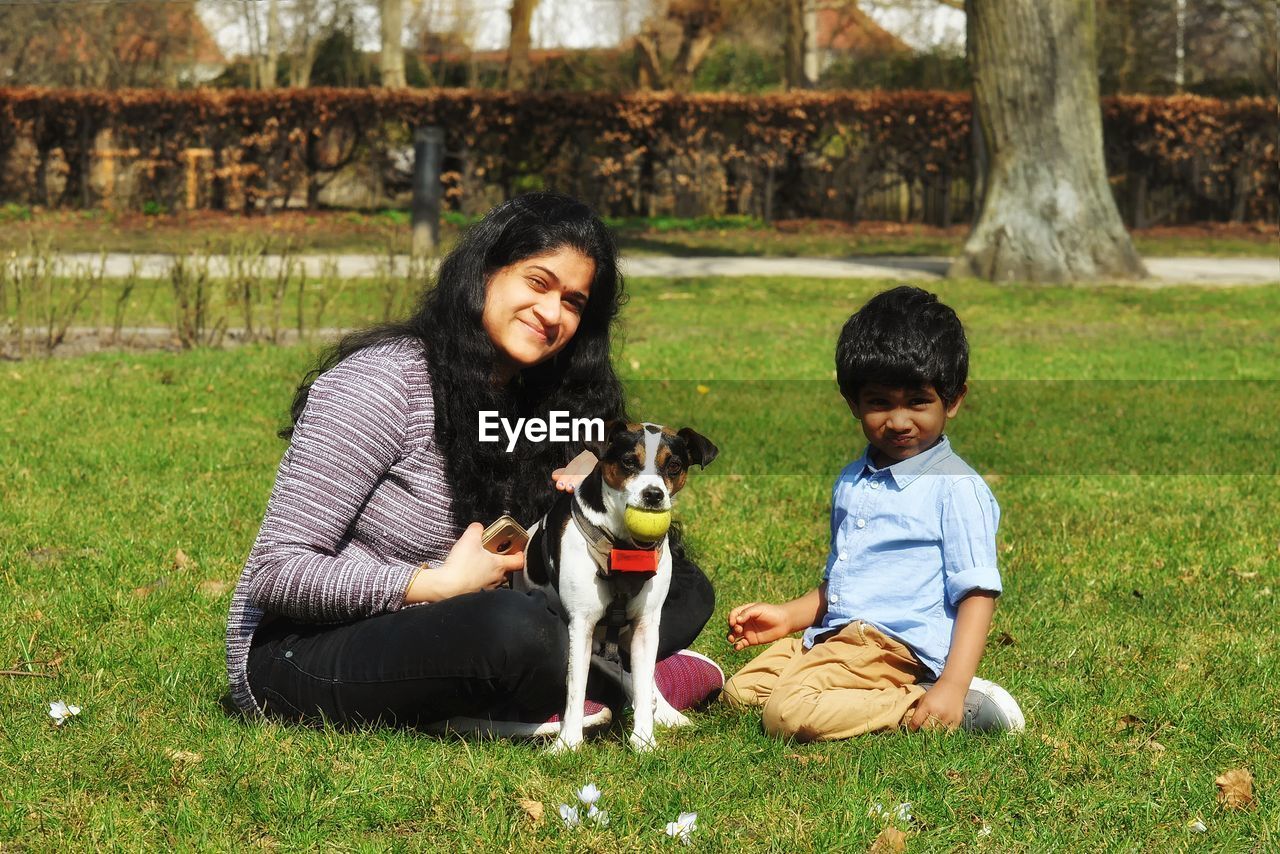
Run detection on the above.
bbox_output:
[2,279,1278,849]
[1,209,1274,257]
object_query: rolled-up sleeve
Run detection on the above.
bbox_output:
[940,476,1002,606]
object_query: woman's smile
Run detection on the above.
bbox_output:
[482,246,594,380]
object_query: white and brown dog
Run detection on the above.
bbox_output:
[517,421,717,752]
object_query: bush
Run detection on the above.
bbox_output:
[0,88,1272,225]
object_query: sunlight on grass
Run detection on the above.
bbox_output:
[1,279,1277,848]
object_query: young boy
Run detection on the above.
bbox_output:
[723,286,1024,740]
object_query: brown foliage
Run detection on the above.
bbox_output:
[0,88,1273,224]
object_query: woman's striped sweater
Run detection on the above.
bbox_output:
[224,338,460,715]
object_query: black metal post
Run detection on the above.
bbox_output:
[412,126,444,256]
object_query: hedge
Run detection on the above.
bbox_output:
[1,88,1273,226]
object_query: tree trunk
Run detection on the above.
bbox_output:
[634,32,663,89]
[506,0,539,90]
[262,0,280,90]
[380,0,407,88]
[784,0,806,91]
[950,0,1146,283]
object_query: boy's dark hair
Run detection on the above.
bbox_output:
[835,286,968,404]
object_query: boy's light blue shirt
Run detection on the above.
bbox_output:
[801,435,1002,677]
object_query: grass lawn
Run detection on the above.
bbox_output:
[1,208,1275,258]
[1,278,1277,849]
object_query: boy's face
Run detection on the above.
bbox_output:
[848,382,965,467]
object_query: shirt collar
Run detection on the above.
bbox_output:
[856,435,954,488]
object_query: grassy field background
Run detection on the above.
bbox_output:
[1,277,1277,849]
[1,207,1276,258]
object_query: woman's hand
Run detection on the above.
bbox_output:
[405,523,524,604]
[552,450,598,493]
[726,602,792,651]
[908,679,966,732]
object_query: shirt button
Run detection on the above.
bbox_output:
[838,552,847,561]
[829,594,839,604]
[856,518,866,528]
[870,482,880,490]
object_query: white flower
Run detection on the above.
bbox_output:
[1187,818,1207,833]
[894,802,912,824]
[587,804,610,827]
[577,782,602,806]
[664,811,697,845]
[558,804,580,828]
[978,823,992,837]
[49,701,81,726]
[868,802,886,819]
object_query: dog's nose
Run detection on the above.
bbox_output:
[641,486,665,506]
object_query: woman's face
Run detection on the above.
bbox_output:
[482,246,595,380]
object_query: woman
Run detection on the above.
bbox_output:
[225,192,721,735]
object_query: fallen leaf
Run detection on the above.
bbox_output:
[696,384,710,395]
[133,576,171,597]
[787,753,828,765]
[173,549,194,570]
[26,547,68,566]
[1175,661,1191,671]
[869,825,908,853]
[516,798,544,825]
[197,579,231,597]
[1215,768,1254,811]
[1039,734,1070,753]
[1115,714,1146,732]
[168,750,203,765]
[1145,740,1166,753]
[1232,570,1259,580]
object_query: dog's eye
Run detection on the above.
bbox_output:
[665,460,684,476]
[622,453,641,470]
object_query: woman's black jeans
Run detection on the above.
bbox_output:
[246,555,715,728]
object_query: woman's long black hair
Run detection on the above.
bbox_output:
[283,192,627,528]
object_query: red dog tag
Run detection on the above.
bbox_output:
[611,548,659,573]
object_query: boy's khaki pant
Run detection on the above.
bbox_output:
[723,621,931,741]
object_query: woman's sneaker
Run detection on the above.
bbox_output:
[654,649,725,711]
[423,700,612,739]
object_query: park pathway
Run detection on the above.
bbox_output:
[45,252,1280,285]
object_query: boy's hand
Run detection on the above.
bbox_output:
[727,602,791,651]
[908,679,967,732]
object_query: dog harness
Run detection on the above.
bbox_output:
[564,500,665,669]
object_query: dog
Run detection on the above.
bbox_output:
[515,421,718,753]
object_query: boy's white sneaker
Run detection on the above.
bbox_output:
[918,677,1026,732]
[960,677,1025,732]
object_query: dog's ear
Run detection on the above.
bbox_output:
[586,419,630,458]
[677,428,718,469]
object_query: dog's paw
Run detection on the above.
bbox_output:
[546,735,581,755]
[628,731,657,752]
[655,707,692,729]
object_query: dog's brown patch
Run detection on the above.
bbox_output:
[654,443,689,494]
